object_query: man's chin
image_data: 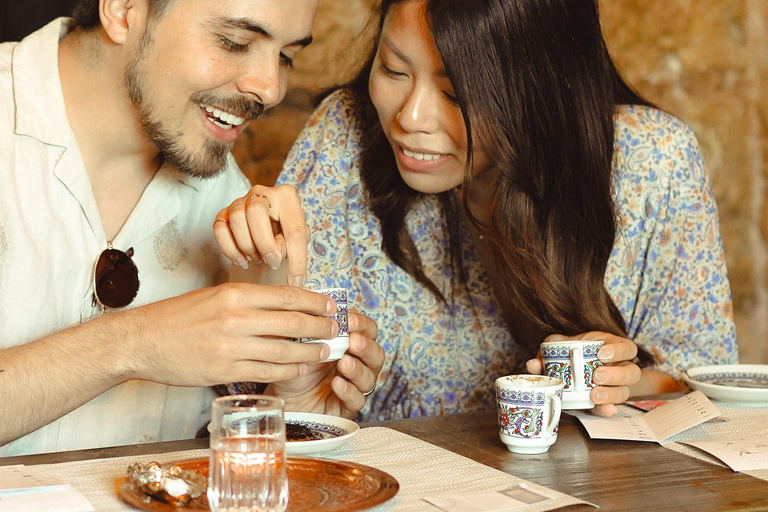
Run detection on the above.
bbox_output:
[163,148,230,179]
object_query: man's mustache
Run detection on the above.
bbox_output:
[191,92,265,121]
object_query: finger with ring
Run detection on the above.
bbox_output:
[362,383,376,397]
[247,193,272,216]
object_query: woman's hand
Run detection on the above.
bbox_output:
[526,332,642,417]
[266,312,384,420]
[213,184,310,288]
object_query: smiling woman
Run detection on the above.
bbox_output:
[250,0,738,421]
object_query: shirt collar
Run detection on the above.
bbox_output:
[12,18,72,147]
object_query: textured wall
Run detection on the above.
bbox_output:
[233,0,768,364]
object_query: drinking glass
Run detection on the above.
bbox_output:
[208,395,288,512]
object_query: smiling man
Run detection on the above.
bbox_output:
[0,0,383,456]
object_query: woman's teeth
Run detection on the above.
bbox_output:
[403,148,442,161]
[200,103,245,129]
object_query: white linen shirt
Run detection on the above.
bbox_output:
[0,19,251,456]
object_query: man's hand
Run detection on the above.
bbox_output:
[118,282,342,385]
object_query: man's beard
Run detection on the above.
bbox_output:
[123,30,264,179]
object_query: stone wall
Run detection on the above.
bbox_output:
[232,0,768,364]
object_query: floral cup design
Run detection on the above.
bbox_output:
[298,287,349,361]
[541,339,604,410]
[495,375,565,454]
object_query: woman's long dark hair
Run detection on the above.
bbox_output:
[342,0,655,365]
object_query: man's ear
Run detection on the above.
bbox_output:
[100,0,140,44]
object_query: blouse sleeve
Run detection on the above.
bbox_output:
[275,90,367,292]
[609,108,738,380]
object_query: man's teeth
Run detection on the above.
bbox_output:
[200,103,245,128]
[403,148,442,161]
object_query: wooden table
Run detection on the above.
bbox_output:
[1,410,767,512]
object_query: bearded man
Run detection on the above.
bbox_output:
[0,0,382,456]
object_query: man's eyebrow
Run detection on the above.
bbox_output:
[216,17,313,48]
[382,35,448,78]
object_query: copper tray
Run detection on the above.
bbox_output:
[117,457,399,512]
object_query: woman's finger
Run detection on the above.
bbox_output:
[212,208,250,269]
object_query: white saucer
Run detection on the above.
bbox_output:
[207,412,359,455]
[283,412,359,455]
[682,364,768,403]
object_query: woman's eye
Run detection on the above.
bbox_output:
[381,64,406,78]
[280,53,295,68]
[443,92,460,105]
[218,36,249,53]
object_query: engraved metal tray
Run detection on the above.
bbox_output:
[118,457,399,512]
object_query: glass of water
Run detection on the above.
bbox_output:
[208,395,288,512]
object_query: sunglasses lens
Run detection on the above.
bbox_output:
[95,249,140,309]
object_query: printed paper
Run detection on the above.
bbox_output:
[682,438,768,471]
[569,390,720,442]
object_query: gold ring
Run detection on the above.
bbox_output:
[213,218,229,227]
[247,193,272,215]
[229,199,246,209]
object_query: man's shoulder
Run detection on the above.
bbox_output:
[0,42,18,154]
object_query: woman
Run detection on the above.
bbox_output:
[215,0,737,420]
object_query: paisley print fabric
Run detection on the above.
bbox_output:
[277,90,738,422]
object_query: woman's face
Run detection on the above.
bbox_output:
[368,0,487,194]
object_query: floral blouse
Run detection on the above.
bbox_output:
[277,90,738,422]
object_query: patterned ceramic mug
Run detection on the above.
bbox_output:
[495,375,565,454]
[541,339,604,410]
[298,287,349,361]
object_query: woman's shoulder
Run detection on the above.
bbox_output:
[307,89,369,135]
[612,105,704,186]
[614,104,698,154]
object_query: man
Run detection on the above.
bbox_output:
[0,0,382,456]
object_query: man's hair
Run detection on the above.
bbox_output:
[70,0,176,31]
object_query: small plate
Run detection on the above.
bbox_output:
[683,364,768,403]
[207,412,358,455]
[284,412,359,455]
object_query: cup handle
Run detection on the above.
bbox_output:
[572,346,585,393]
[543,392,562,439]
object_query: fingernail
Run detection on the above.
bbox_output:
[245,255,252,262]
[320,344,330,361]
[327,299,335,314]
[338,379,348,392]
[298,363,307,375]
[235,257,249,270]
[291,275,305,289]
[598,346,614,361]
[595,390,608,401]
[264,253,281,270]
[330,321,339,339]
[593,370,609,384]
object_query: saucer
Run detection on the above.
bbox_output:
[207,412,359,455]
[682,364,768,403]
[283,412,359,455]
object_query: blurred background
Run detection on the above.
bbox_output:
[3,0,765,364]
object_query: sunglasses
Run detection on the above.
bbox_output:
[92,244,140,310]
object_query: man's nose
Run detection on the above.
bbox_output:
[236,55,284,109]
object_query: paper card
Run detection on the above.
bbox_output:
[0,466,94,512]
[625,399,728,422]
[424,484,551,512]
[0,486,94,512]
[682,438,768,471]
[423,484,597,512]
[569,391,720,442]
[0,465,67,492]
